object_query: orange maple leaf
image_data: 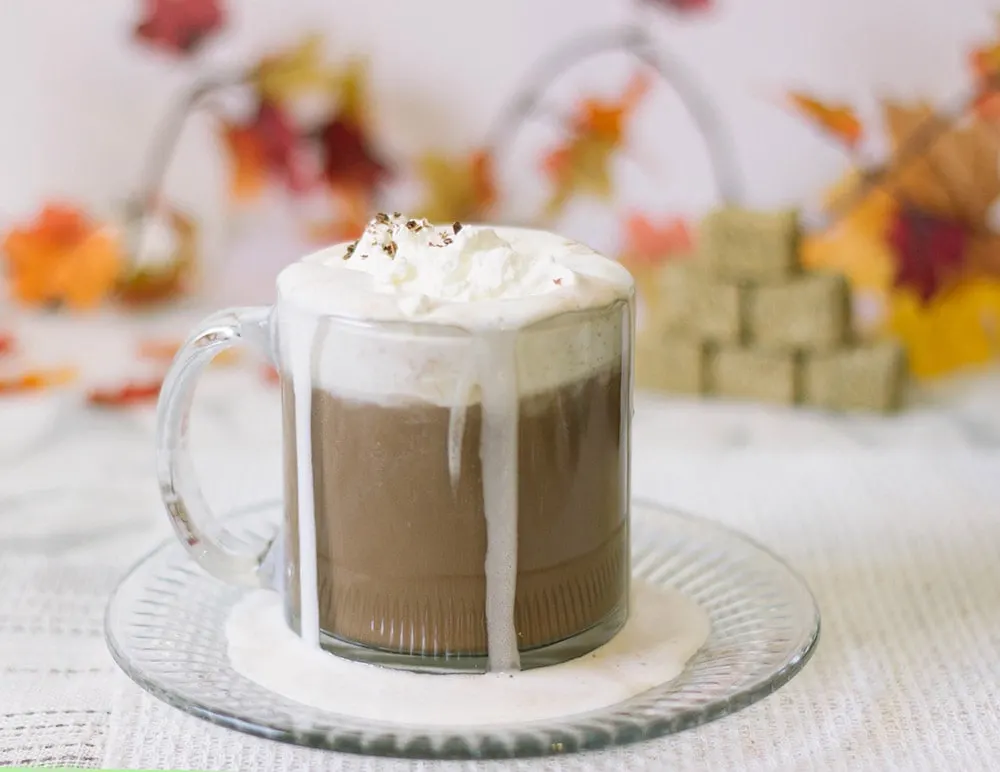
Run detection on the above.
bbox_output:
[220,102,312,203]
[971,34,1000,80]
[2,204,122,310]
[620,214,694,267]
[787,92,863,149]
[541,72,651,218]
[970,26,1000,121]
[574,72,651,141]
[221,124,267,201]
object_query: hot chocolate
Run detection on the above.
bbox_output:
[274,215,634,671]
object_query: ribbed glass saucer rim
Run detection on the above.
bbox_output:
[105,498,821,760]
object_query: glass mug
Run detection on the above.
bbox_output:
[156,239,634,673]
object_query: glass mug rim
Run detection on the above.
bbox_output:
[157,257,633,673]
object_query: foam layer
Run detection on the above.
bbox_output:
[277,224,633,328]
[275,224,633,405]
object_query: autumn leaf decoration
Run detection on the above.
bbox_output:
[87,379,165,408]
[880,101,1000,298]
[134,0,226,56]
[618,213,695,322]
[879,102,1000,375]
[0,331,78,397]
[2,204,122,310]
[802,94,1000,378]
[220,37,389,237]
[645,0,715,13]
[295,60,391,241]
[252,34,337,104]
[541,72,651,218]
[318,61,389,199]
[970,20,1000,122]
[800,170,897,294]
[786,92,863,150]
[0,368,77,396]
[417,151,496,223]
[221,35,331,202]
[222,101,312,201]
[620,213,694,268]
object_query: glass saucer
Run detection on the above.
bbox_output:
[105,500,820,760]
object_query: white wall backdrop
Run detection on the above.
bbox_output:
[0,0,995,303]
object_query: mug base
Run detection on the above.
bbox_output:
[289,599,629,674]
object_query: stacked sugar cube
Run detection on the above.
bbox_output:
[636,207,907,413]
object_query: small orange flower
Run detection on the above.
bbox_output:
[2,204,122,310]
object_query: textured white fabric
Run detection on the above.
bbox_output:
[2,314,1000,769]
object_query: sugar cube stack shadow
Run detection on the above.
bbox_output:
[637,208,907,413]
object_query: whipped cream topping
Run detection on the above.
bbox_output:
[338,214,577,314]
[278,214,633,329]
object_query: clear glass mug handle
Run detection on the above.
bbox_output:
[156,306,276,588]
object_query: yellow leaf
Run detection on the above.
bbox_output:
[252,33,338,105]
[417,151,495,223]
[787,92,862,148]
[802,172,897,292]
[542,136,616,219]
[333,59,370,127]
[887,279,1000,379]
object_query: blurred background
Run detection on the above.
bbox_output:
[1,0,1000,433]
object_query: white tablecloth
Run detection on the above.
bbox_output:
[2,313,999,770]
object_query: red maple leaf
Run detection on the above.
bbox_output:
[134,0,226,56]
[887,207,969,303]
[253,102,313,194]
[222,101,314,199]
[646,0,714,13]
[318,117,389,194]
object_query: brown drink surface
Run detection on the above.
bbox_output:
[282,367,627,656]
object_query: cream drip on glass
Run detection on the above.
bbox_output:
[275,213,633,672]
